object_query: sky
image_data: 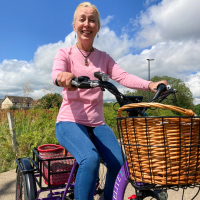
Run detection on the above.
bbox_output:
[0,0,200,104]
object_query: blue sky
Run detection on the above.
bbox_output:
[0,0,150,62]
[0,0,200,104]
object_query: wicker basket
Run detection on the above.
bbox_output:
[117,103,200,186]
[38,144,75,186]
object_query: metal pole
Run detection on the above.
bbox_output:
[147,59,154,102]
[7,112,18,154]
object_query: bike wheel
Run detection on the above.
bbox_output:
[16,167,29,200]
[15,159,37,200]
[94,159,107,200]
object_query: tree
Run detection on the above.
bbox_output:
[194,104,200,115]
[152,76,194,110]
[124,76,194,111]
[36,93,63,109]
[10,105,18,110]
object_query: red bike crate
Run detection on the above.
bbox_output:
[38,144,75,186]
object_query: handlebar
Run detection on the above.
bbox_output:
[71,72,109,88]
[71,76,99,88]
[56,72,177,116]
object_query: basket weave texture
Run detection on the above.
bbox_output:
[117,103,200,185]
[38,144,75,186]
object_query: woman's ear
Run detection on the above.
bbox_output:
[73,24,76,32]
[98,23,100,32]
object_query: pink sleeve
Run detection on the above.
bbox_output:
[106,55,151,91]
[51,49,69,85]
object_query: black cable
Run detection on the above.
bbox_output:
[182,188,185,200]
[191,187,200,200]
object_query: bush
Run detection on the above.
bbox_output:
[103,102,119,138]
[0,108,59,173]
[10,105,18,110]
[35,93,62,109]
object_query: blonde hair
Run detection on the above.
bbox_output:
[73,2,101,29]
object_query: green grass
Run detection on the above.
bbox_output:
[0,105,120,173]
[0,108,59,173]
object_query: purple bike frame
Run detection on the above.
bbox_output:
[35,161,78,200]
[112,161,130,200]
[34,160,132,200]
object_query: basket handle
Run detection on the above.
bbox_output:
[117,102,195,117]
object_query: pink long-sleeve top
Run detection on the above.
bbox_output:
[51,45,151,127]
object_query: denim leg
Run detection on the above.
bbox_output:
[55,122,100,200]
[93,124,124,200]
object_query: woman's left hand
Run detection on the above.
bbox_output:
[148,80,168,93]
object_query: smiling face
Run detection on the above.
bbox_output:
[73,7,100,50]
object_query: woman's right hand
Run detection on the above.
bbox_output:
[56,72,77,91]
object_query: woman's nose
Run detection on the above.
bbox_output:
[84,19,89,27]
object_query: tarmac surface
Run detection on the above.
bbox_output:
[1,168,200,200]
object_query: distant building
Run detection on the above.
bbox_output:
[1,96,34,109]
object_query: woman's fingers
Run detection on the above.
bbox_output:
[57,72,77,90]
[149,80,167,92]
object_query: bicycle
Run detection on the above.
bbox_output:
[15,72,200,200]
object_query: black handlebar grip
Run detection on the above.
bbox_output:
[55,78,79,87]
[55,79,60,87]
[71,77,94,89]
[94,72,104,79]
[151,83,167,102]
[94,72,109,81]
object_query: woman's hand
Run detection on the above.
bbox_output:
[148,80,168,93]
[57,72,77,91]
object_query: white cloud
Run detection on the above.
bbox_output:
[185,72,200,105]
[0,59,35,96]
[135,0,200,48]
[34,31,76,76]
[0,58,60,100]
[101,15,114,26]
[94,27,132,60]
[117,40,200,80]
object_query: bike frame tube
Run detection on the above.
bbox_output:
[112,161,129,200]
[62,161,78,200]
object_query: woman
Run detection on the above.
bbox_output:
[51,2,167,200]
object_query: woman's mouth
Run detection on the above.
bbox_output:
[82,30,92,34]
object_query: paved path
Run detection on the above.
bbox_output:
[0,169,200,200]
[0,169,16,200]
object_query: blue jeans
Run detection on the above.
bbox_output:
[55,121,123,200]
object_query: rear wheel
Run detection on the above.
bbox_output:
[15,159,37,200]
[94,160,107,200]
[16,167,29,200]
